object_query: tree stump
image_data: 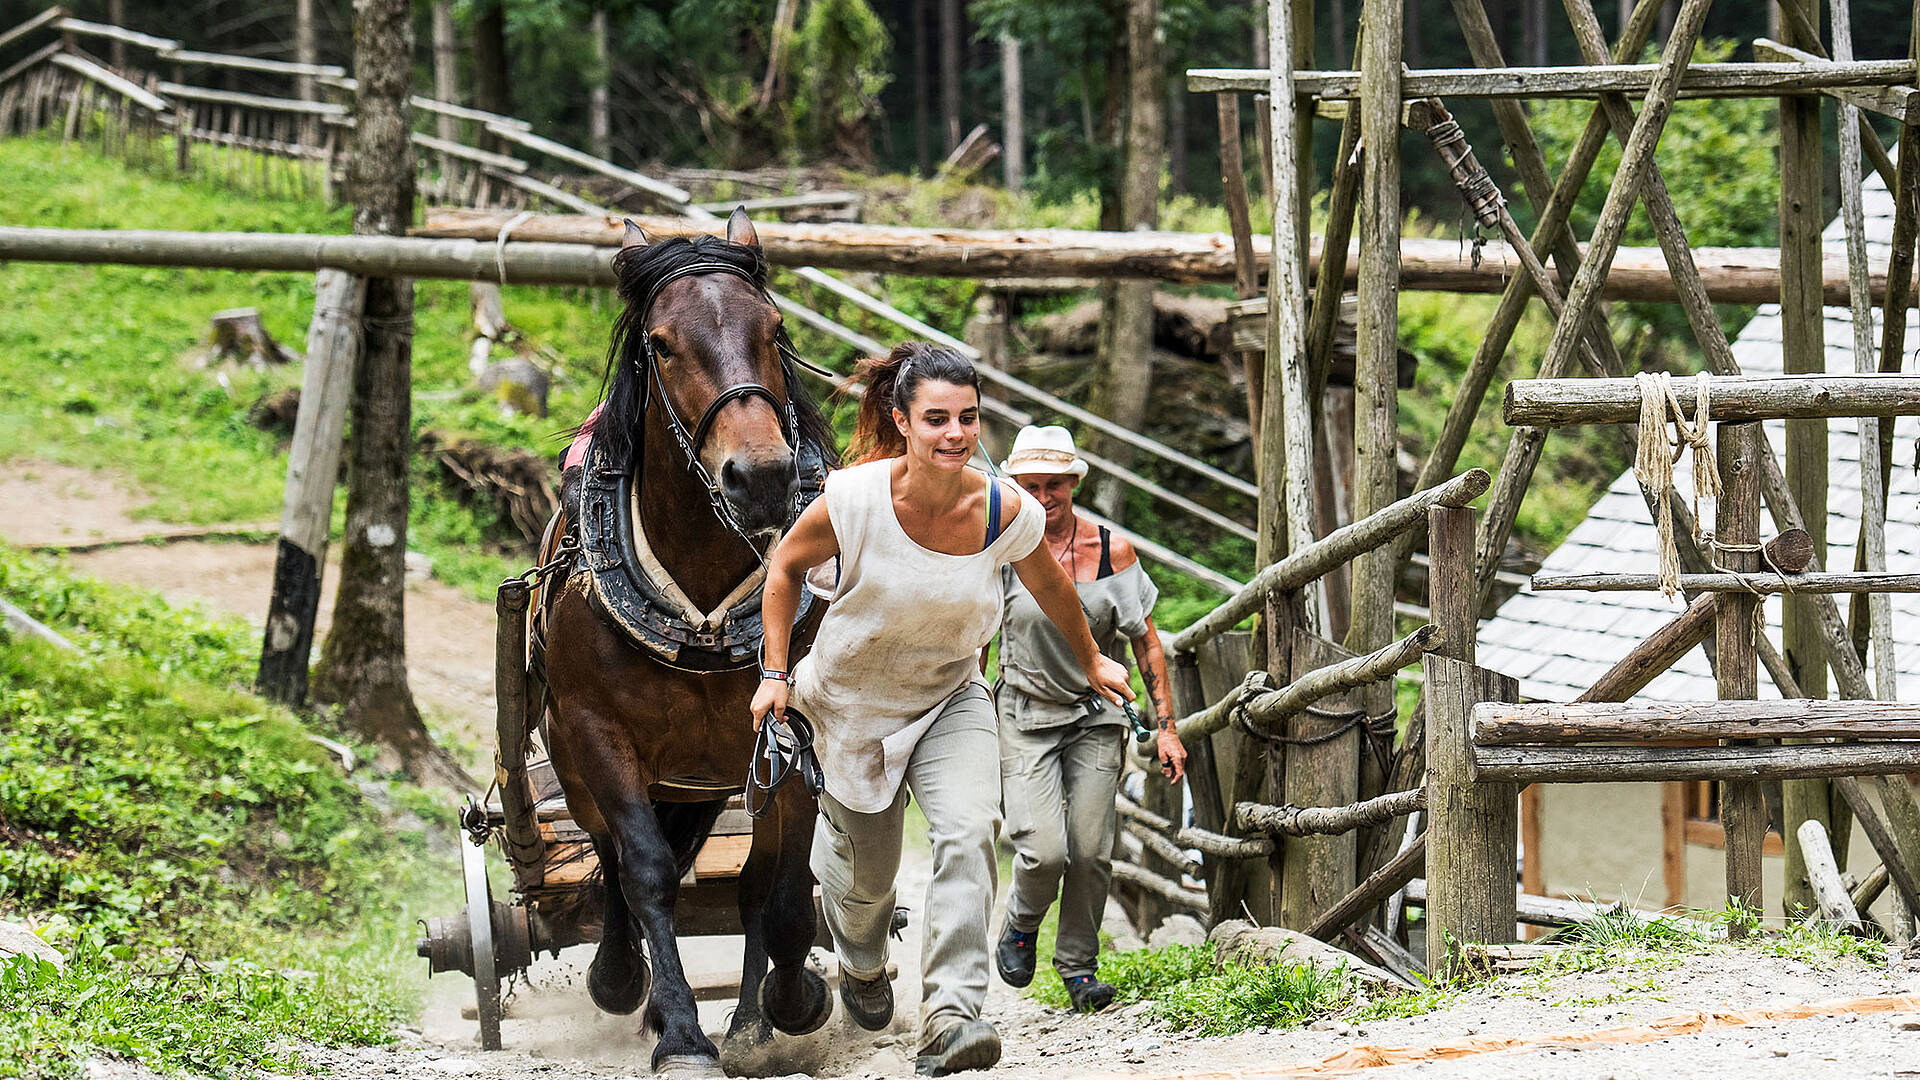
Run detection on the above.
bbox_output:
[205,308,298,368]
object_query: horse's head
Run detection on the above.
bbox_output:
[602,210,833,541]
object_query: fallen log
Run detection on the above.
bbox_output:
[1402,879,1720,935]
[1798,820,1864,932]
[417,209,1920,300]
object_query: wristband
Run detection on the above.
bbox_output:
[760,669,790,682]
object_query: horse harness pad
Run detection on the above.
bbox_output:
[574,434,825,672]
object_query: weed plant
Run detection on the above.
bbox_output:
[1024,942,1353,1035]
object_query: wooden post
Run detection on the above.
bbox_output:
[1217,93,1262,444]
[1346,0,1401,747]
[1717,421,1764,933]
[1276,631,1360,929]
[1779,0,1834,922]
[1797,819,1862,931]
[257,269,367,704]
[1424,654,1519,968]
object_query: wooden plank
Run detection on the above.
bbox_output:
[0,41,60,89]
[1187,58,1917,97]
[691,833,753,880]
[485,122,692,206]
[1425,655,1521,962]
[50,51,168,114]
[413,130,526,172]
[1531,570,1920,593]
[0,7,65,55]
[156,81,346,117]
[1475,699,1920,744]
[157,46,346,79]
[1505,373,1920,426]
[55,16,177,52]
[1471,743,1920,784]
[1754,39,1920,122]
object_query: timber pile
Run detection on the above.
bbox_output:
[418,432,558,553]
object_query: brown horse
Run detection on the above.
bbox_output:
[540,210,838,1074]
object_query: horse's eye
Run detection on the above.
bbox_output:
[651,335,673,359]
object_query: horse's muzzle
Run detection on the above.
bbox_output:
[719,454,798,536]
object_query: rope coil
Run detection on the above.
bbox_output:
[1634,371,1719,599]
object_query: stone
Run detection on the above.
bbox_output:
[0,920,63,968]
[1148,914,1208,949]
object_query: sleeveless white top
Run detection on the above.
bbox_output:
[789,458,1044,812]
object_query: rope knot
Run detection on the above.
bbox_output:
[1634,371,1718,599]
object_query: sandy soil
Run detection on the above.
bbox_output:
[17,462,1920,1079]
[0,462,498,754]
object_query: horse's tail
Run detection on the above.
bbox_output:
[654,799,727,879]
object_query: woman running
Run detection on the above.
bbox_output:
[752,343,1132,1075]
[988,424,1185,1013]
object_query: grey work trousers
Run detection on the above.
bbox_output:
[811,682,1002,1047]
[997,693,1124,980]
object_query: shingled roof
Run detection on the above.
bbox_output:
[1476,173,1920,703]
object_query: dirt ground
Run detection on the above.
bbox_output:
[14,462,1920,1080]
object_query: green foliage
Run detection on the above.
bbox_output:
[1025,943,1352,1034]
[0,546,451,1076]
[0,945,397,1080]
[787,0,893,161]
[1525,38,1778,360]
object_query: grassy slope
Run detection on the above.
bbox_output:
[0,545,454,1078]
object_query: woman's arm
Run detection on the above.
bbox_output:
[750,496,840,729]
[1129,617,1186,782]
[1009,545,1133,707]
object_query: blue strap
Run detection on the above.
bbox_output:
[984,479,1003,551]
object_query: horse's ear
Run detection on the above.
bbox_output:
[622,218,649,249]
[727,206,760,248]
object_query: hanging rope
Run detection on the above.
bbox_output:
[1633,371,1719,599]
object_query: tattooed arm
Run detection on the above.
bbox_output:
[1129,617,1185,783]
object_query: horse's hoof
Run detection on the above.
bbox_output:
[719,1020,773,1067]
[588,940,650,1015]
[759,967,831,1037]
[654,1054,726,1080]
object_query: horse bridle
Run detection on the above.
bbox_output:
[634,259,810,546]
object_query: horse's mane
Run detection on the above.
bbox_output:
[584,234,840,476]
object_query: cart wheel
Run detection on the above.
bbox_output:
[462,835,504,1051]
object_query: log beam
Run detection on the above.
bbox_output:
[1471,743,1920,784]
[1531,571,1920,594]
[1170,469,1488,655]
[1187,58,1917,98]
[421,210,1920,300]
[1754,39,1920,123]
[1236,788,1426,837]
[1505,374,1920,426]
[1473,699,1920,745]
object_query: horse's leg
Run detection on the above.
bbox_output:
[587,832,650,1015]
[728,784,827,1050]
[605,798,723,1071]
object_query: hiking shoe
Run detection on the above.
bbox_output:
[994,922,1037,988]
[915,1019,1001,1076]
[838,967,893,1031]
[1064,974,1116,1014]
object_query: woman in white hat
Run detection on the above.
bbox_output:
[988,425,1185,1013]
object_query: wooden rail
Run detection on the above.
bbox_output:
[1169,468,1489,654]
[1472,743,1920,784]
[1188,58,1917,98]
[1505,373,1920,426]
[1474,699,1920,745]
[1531,570,1920,593]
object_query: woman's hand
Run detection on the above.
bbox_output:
[1154,728,1187,783]
[1087,654,1134,709]
[750,678,789,732]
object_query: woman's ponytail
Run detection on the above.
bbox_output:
[845,342,978,464]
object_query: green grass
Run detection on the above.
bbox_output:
[0,545,456,1078]
[1024,942,1354,1035]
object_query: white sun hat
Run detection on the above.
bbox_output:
[1000,424,1089,478]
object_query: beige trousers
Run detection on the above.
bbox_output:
[811,682,1002,1046]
